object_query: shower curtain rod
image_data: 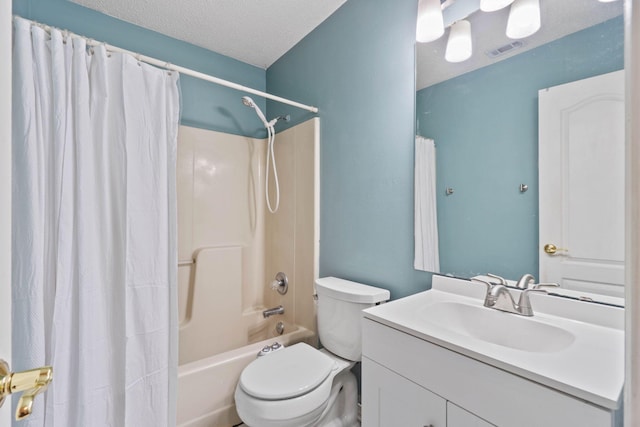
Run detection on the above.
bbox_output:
[15,16,320,114]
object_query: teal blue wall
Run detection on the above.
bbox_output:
[416,17,624,280]
[267,0,430,299]
[13,0,268,138]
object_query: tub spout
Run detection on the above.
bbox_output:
[262,305,284,318]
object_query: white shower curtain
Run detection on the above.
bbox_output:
[414,136,440,272]
[12,17,179,427]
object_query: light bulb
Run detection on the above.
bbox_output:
[417,0,445,43]
[445,20,472,63]
[480,0,515,12]
[506,0,541,39]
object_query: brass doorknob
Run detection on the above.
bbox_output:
[544,243,568,255]
[0,359,53,420]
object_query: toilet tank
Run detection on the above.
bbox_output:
[315,277,390,361]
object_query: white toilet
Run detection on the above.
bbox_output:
[234,277,390,427]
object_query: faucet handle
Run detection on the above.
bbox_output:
[270,272,288,295]
[471,278,493,293]
[271,280,283,290]
[487,273,507,285]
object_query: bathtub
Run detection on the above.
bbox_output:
[177,323,315,427]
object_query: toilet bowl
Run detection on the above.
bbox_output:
[234,344,357,427]
[234,277,390,427]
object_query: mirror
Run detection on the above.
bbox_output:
[415,0,625,300]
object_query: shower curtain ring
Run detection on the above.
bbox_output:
[86,40,95,56]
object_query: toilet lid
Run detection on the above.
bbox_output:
[239,343,336,400]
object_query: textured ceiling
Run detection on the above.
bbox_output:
[417,0,624,90]
[69,0,347,69]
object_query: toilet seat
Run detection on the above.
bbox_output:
[235,376,333,427]
[239,343,336,400]
[234,344,352,426]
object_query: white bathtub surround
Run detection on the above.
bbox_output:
[414,136,440,272]
[12,17,180,426]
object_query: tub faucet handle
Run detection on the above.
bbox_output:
[270,272,288,295]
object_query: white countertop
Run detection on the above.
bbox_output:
[363,275,624,410]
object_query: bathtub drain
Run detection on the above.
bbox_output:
[275,321,285,335]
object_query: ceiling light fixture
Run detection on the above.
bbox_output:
[445,20,472,63]
[480,0,515,12]
[416,0,445,43]
[506,0,541,39]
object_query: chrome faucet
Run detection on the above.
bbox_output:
[262,305,284,318]
[472,279,558,317]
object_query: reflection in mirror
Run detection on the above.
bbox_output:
[414,0,624,301]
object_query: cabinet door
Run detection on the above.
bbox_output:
[447,402,495,427]
[362,357,446,427]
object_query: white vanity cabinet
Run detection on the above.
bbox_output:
[361,318,620,427]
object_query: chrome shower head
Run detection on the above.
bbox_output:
[241,96,255,108]
[241,96,269,128]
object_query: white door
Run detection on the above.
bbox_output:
[1,0,12,426]
[539,70,625,297]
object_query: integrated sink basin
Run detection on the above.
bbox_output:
[419,301,576,353]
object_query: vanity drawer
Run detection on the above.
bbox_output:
[362,318,614,427]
